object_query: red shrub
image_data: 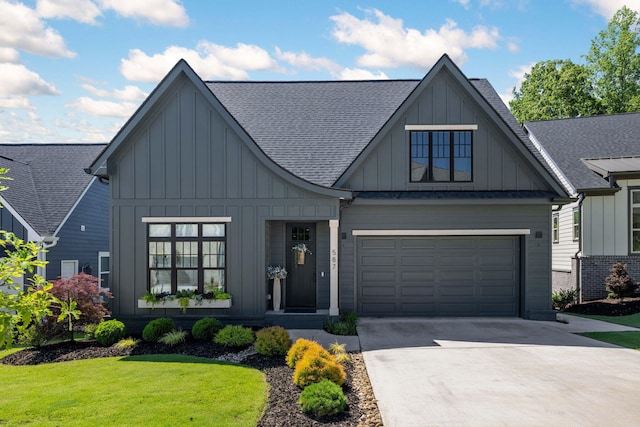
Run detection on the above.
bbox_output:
[48,273,113,325]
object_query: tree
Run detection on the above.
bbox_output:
[586,6,640,114]
[604,262,636,300]
[510,59,601,123]
[0,167,59,349]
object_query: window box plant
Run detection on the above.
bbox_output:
[138,289,232,311]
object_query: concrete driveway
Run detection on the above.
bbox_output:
[358,316,640,427]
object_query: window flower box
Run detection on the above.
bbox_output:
[137,298,232,309]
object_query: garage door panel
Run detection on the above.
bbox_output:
[357,235,519,317]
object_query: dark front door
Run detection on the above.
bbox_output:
[286,223,316,309]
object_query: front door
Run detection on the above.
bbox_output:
[285,223,316,310]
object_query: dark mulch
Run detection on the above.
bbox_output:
[563,296,640,316]
[1,339,378,427]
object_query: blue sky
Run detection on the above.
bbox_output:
[0,0,637,143]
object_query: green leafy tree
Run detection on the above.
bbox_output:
[510,59,601,123]
[586,6,640,114]
[0,168,59,349]
[57,299,81,341]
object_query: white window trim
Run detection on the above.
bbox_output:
[631,189,640,254]
[352,229,530,236]
[404,124,479,131]
[98,251,110,290]
[552,213,559,244]
[61,260,79,279]
[142,217,231,223]
[572,208,580,241]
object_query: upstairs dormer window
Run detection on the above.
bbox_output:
[406,125,476,183]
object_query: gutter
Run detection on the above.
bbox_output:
[574,193,584,303]
[37,236,59,279]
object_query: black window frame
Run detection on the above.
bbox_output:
[409,130,473,183]
[147,223,226,294]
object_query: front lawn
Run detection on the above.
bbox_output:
[566,312,640,328]
[579,331,640,350]
[0,354,266,427]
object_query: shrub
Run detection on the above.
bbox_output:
[191,318,222,341]
[83,323,100,339]
[115,337,138,349]
[94,319,125,346]
[214,325,254,347]
[298,380,347,417]
[159,330,188,346]
[323,311,358,336]
[16,324,48,347]
[605,263,637,300]
[328,341,351,364]
[293,347,346,388]
[286,338,324,369]
[142,318,176,342]
[255,326,292,356]
[552,288,578,310]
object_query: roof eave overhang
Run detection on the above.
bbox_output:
[578,187,621,196]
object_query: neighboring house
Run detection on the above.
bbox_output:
[525,113,640,301]
[87,54,569,328]
[0,144,110,287]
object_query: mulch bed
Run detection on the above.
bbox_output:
[1,339,382,427]
[563,296,640,316]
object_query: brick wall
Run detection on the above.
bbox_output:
[580,256,640,301]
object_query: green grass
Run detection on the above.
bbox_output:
[0,353,267,427]
[579,331,640,350]
[566,312,640,328]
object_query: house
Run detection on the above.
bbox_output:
[0,144,110,286]
[525,113,640,301]
[87,54,569,328]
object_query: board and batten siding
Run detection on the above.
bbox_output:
[552,201,579,272]
[108,75,339,319]
[343,71,549,193]
[339,203,554,319]
[583,179,640,256]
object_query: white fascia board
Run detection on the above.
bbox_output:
[525,129,577,197]
[352,229,531,236]
[0,197,42,241]
[404,124,479,131]
[142,217,232,223]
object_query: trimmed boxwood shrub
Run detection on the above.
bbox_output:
[94,319,126,346]
[214,325,254,347]
[293,347,346,388]
[142,318,175,342]
[255,326,292,356]
[191,317,222,341]
[298,380,347,417]
[286,338,324,369]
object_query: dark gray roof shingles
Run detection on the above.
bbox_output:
[0,144,106,236]
[525,113,640,190]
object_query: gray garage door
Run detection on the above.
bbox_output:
[357,235,520,316]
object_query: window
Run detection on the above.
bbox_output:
[148,223,226,294]
[98,252,110,290]
[632,190,640,253]
[572,208,580,241]
[552,213,559,243]
[410,131,472,182]
[61,260,78,279]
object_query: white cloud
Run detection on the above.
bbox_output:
[329,9,500,70]
[67,97,137,117]
[120,42,279,82]
[36,0,102,25]
[507,40,520,53]
[571,0,640,19]
[452,0,471,9]
[98,0,189,27]
[0,47,19,63]
[339,68,389,80]
[80,83,148,101]
[0,97,33,110]
[500,62,534,105]
[54,118,117,142]
[0,63,60,97]
[275,47,342,74]
[0,110,56,142]
[0,0,75,57]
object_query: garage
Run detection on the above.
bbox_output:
[356,235,520,316]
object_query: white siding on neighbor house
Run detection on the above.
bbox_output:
[583,179,640,256]
[552,201,579,272]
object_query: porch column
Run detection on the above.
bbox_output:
[329,219,339,316]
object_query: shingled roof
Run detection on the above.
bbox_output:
[0,144,106,236]
[524,113,640,192]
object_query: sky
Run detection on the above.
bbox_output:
[1,0,639,144]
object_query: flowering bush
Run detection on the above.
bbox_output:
[267,265,287,279]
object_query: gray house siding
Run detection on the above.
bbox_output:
[339,203,553,319]
[108,76,339,321]
[46,179,110,281]
[0,208,28,240]
[343,71,548,192]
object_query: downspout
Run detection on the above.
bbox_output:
[574,193,584,302]
[38,236,59,279]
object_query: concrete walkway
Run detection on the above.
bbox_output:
[358,316,640,427]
